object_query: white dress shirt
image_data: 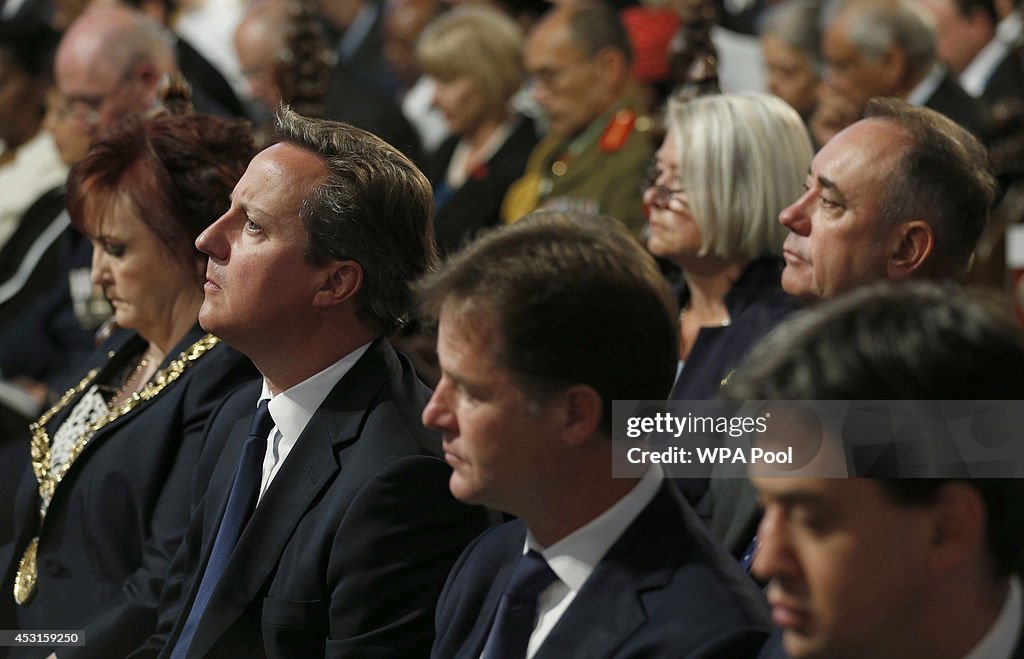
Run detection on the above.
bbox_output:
[255,342,371,504]
[962,576,1022,659]
[517,465,665,659]
[907,63,947,108]
[960,10,1023,98]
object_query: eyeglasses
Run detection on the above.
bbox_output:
[642,163,688,209]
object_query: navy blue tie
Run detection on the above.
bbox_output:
[740,534,758,572]
[169,400,274,659]
[481,550,559,659]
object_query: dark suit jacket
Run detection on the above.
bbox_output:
[672,258,798,401]
[135,339,491,659]
[0,187,94,390]
[323,60,422,164]
[433,482,771,659]
[924,70,990,139]
[175,37,246,119]
[0,325,257,659]
[427,117,538,256]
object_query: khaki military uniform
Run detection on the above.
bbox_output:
[501,99,654,236]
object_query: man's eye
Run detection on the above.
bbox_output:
[245,218,262,233]
[820,196,839,209]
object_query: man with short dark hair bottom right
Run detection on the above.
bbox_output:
[726,281,1024,659]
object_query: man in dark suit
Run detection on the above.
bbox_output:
[721,281,1024,659]
[704,99,998,562]
[812,0,988,145]
[418,211,771,659]
[130,108,490,658]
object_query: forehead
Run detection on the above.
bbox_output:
[55,33,120,97]
[754,477,892,512]
[234,142,327,217]
[813,119,905,188]
[83,192,146,238]
[823,15,861,58]
[525,13,586,68]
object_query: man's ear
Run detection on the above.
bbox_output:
[924,482,988,575]
[312,260,363,308]
[593,46,628,89]
[887,220,934,280]
[558,384,604,447]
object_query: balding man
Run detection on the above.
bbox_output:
[703,98,998,565]
[780,98,996,299]
[813,0,987,144]
[55,5,177,142]
[501,3,653,235]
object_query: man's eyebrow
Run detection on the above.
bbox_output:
[229,193,271,221]
[758,489,826,508]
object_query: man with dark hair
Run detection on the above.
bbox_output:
[501,4,654,235]
[422,211,770,659]
[779,98,996,299]
[131,108,489,658]
[724,281,1024,659]
[813,0,987,144]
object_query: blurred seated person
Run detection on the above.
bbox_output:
[417,5,538,255]
[759,0,822,129]
[502,3,653,234]
[0,112,259,659]
[236,0,421,159]
[0,21,94,402]
[724,281,1024,659]
[645,92,809,401]
[0,19,68,251]
[813,0,987,146]
[382,0,449,156]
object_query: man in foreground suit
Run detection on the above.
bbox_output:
[724,281,1024,659]
[132,108,491,658]
[419,211,771,659]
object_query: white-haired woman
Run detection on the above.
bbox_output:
[645,92,812,400]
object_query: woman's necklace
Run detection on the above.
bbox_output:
[110,354,151,408]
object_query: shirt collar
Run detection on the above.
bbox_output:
[258,342,373,440]
[525,464,664,592]
[337,2,379,62]
[962,576,1023,659]
[907,63,946,107]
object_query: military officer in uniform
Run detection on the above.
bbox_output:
[502,3,653,236]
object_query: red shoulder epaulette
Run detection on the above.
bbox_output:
[599,109,636,153]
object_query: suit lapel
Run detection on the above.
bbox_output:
[455,557,519,659]
[41,328,208,526]
[534,484,681,659]
[186,340,398,655]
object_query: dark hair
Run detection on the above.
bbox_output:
[865,98,997,280]
[727,281,1024,399]
[0,18,60,79]
[416,211,678,435]
[274,107,437,336]
[566,2,634,66]
[952,0,998,25]
[67,112,256,270]
[726,280,1024,576]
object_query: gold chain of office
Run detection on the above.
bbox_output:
[13,333,221,605]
